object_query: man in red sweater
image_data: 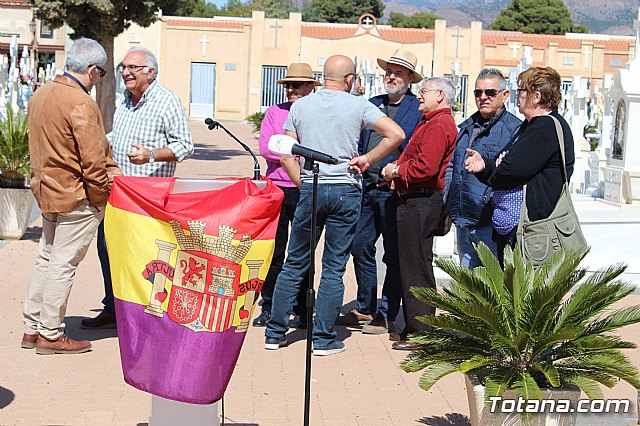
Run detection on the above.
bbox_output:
[381,77,458,350]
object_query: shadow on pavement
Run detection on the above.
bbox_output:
[21,225,41,242]
[191,144,254,162]
[64,315,118,341]
[285,324,354,346]
[419,413,471,425]
[220,422,259,426]
[0,386,15,409]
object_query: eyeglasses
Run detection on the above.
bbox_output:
[283,82,306,89]
[419,88,440,95]
[473,88,500,98]
[343,72,355,79]
[119,64,147,73]
[93,65,107,78]
[516,88,528,96]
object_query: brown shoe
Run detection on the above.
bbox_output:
[335,309,374,326]
[21,333,39,349]
[80,311,117,329]
[388,332,401,342]
[35,335,92,355]
[362,318,397,335]
[391,340,422,351]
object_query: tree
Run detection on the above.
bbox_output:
[31,1,188,133]
[225,0,295,18]
[388,12,440,29]
[489,0,588,34]
[174,0,296,19]
[302,0,384,24]
[173,0,220,18]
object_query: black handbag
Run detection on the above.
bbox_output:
[516,116,587,266]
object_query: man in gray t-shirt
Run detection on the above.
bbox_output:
[284,89,384,187]
[265,55,405,356]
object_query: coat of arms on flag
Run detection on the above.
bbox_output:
[105,176,283,404]
[142,220,264,333]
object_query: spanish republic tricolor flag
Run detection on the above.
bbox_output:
[105,176,283,404]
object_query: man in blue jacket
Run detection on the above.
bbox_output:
[336,50,422,339]
[444,68,521,268]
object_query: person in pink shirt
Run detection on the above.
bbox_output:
[253,63,321,327]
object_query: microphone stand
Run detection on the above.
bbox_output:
[302,159,318,426]
[204,118,261,180]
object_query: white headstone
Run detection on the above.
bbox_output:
[604,20,640,205]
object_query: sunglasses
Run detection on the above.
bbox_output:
[283,82,307,89]
[94,65,107,78]
[473,89,501,98]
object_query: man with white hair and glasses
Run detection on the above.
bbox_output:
[381,77,458,351]
[22,38,120,354]
[81,46,194,329]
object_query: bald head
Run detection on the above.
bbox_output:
[324,55,355,79]
[323,55,355,93]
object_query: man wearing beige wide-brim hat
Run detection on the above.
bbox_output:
[253,63,320,329]
[376,49,424,84]
[276,63,322,86]
[336,49,422,341]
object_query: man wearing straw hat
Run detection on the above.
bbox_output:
[253,63,321,328]
[337,49,422,341]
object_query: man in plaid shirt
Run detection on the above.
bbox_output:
[81,46,194,329]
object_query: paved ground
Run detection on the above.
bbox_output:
[1,120,640,425]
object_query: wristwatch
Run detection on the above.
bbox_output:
[148,149,155,163]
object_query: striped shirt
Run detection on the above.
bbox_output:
[109,80,194,177]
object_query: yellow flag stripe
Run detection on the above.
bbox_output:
[104,204,276,313]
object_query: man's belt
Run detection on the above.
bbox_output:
[365,182,391,191]
[397,187,442,197]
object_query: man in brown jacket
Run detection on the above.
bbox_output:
[21,38,120,355]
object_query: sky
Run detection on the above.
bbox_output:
[207,0,228,6]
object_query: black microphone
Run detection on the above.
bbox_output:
[292,145,339,165]
[268,134,339,165]
[204,118,261,180]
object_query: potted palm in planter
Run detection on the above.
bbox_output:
[246,111,265,139]
[401,243,640,425]
[0,102,34,239]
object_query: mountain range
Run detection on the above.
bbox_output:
[382,0,638,36]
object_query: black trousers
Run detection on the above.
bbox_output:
[260,186,307,316]
[396,192,445,337]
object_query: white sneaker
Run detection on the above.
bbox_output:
[313,340,346,356]
[264,337,287,350]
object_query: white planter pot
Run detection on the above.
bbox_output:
[0,188,35,239]
[465,374,580,426]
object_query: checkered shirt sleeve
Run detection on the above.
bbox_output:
[109,81,194,177]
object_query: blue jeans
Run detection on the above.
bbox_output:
[351,187,401,321]
[266,183,361,348]
[455,224,498,269]
[97,220,115,316]
[260,186,308,317]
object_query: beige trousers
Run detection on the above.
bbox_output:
[23,201,103,340]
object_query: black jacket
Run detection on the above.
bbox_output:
[475,110,574,221]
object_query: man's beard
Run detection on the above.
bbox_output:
[385,80,409,97]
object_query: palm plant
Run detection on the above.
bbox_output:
[401,243,640,405]
[0,102,30,188]
[246,111,265,134]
